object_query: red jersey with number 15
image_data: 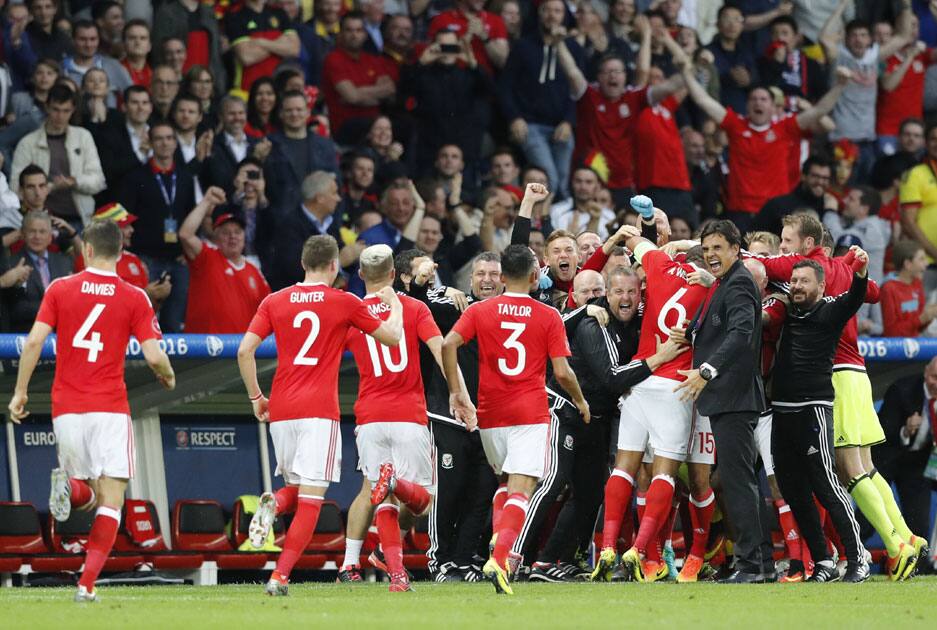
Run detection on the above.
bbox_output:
[247,283,381,423]
[35,268,162,417]
[452,292,569,429]
[634,247,707,381]
[345,293,441,425]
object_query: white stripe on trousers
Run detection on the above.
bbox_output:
[426,422,441,572]
[511,396,563,556]
[814,406,866,563]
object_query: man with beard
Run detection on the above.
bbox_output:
[752,156,833,236]
[770,253,872,582]
[520,266,686,582]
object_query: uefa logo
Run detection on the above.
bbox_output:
[176,430,189,448]
[903,338,920,360]
[206,336,224,357]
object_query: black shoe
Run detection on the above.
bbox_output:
[807,560,841,583]
[460,566,485,582]
[431,562,460,583]
[842,561,870,583]
[610,563,633,582]
[529,563,576,583]
[718,570,764,584]
[335,564,363,583]
[760,570,778,583]
[570,551,594,579]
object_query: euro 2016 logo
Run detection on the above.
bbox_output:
[206,336,224,357]
[903,338,920,360]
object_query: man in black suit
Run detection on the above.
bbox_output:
[874,358,937,543]
[674,219,771,583]
[93,86,152,205]
[201,96,260,196]
[4,210,73,332]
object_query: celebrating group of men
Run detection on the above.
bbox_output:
[7,182,931,601]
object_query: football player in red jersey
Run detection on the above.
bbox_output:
[442,184,590,595]
[343,244,472,592]
[592,218,715,584]
[238,235,403,597]
[8,220,175,603]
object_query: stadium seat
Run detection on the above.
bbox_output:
[116,501,204,570]
[49,510,146,572]
[289,500,344,569]
[171,500,267,569]
[402,515,429,570]
[0,502,45,573]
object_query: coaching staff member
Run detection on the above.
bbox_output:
[874,356,937,553]
[771,252,872,583]
[673,219,770,583]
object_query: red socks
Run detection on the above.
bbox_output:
[689,489,716,557]
[275,495,323,578]
[275,486,299,515]
[69,479,95,508]
[656,499,679,550]
[375,504,404,574]
[601,468,635,549]
[78,506,120,591]
[775,499,802,562]
[633,475,675,556]
[392,478,431,515]
[492,485,508,532]
[492,493,528,566]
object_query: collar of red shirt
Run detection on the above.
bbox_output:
[149,158,175,175]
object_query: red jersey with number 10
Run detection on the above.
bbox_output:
[345,294,441,425]
[634,247,707,381]
[247,283,381,423]
[452,293,569,429]
[35,268,162,417]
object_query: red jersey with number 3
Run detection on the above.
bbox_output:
[634,247,707,381]
[247,283,381,423]
[452,293,569,429]
[35,268,162,417]
[346,294,441,425]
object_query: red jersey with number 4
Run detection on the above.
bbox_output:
[246,283,381,423]
[345,294,441,425]
[634,247,707,381]
[35,268,162,417]
[452,293,569,429]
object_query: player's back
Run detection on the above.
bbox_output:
[346,294,440,424]
[37,268,161,417]
[247,282,380,422]
[453,292,569,429]
[635,249,707,380]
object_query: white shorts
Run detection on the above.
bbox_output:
[269,418,341,487]
[355,422,435,492]
[755,411,774,476]
[480,424,550,479]
[639,412,715,465]
[54,412,135,480]
[618,376,694,460]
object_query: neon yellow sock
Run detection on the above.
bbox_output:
[869,469,914,543]
[848,475,902,556]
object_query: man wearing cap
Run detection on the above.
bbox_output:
[178,185,271,333]
[74,204,171,308]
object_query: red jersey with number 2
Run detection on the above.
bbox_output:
[452,293,569,429]
[35,268,162,417]
[247,283,381,423]
[345,294,441,425]
[634,247,707,381]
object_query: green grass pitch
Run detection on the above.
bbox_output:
[4,578,937,629]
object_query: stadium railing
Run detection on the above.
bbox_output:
[1,334,935,585]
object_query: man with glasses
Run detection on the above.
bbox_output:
[753,156,834,236]
[150,64,180,120]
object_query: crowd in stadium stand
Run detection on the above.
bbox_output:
[0,0,932,338]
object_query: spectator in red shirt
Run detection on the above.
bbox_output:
[428,0,509,75]
[880,239,937,337]
[152,0,228,95]
[225,0,299,96]
[556,23,684,205]
[178,186,271,333]
[322,11,396,145]
[876,13,937,155]
[120,19,152,87]
[681,56,852,233]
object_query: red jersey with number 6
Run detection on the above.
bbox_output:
[247,282,381,423]
[633,246,707,381]
[345,293,441,425]
[35,268,162,417]
[452,292,570,429]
